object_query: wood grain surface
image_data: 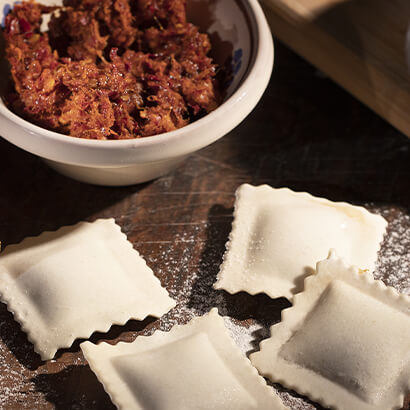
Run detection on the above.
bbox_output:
[0,42,409,410]
[262,0,410,138]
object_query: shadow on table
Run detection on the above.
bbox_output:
[0,296,156,370]
[268,379,329,410]
[32,365,115,410]
[53,316,157,360]
[187,204,291,325]
[0,139,147,247]
[0,303,43,370]
[223,42,410,209]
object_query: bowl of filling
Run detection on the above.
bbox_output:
[0,0,273,186]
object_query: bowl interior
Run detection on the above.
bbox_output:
[187,0,253,98]
[0,0,253,101]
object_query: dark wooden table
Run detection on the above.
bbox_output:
[0,41,409,410]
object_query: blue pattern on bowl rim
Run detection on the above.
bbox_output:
[233,48,243,75]
[2,3,13,28]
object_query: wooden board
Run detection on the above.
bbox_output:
[262,0,410,137]
[0,43,409,410]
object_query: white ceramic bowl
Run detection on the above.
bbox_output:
[0,0,273,186]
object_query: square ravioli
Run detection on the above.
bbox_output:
[81,308,287,410]
[0,219,175,360]
[214,184,387,299]
[250,250,410,410]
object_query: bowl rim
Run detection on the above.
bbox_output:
[0,0,274,164]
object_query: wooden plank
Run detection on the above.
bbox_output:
[263,0,410,137]
[263,0,349,21]
[0,43,409,409]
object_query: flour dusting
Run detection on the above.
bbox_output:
[374,208,410,294]
[0,205,408,409]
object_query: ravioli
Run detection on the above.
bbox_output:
[0,219,175,360]
[250,250,410,410]
[82,308,287,410]
[214,184,387,299]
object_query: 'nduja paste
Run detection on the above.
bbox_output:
[3,0,221,139]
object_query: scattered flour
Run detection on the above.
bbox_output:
[0,205,408,409]
[223,317,264,355]
[374,208,410,294]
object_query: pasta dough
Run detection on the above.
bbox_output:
[214,184,387,299]
[250,250,410,410]
[82,308,287,410]
[0,219,175,360]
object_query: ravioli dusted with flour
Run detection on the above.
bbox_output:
[81,308,287,410]
[250,250,410,410]
[214,184,387,299]
[0,219,175,360]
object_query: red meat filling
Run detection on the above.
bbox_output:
[3,0,221,139]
